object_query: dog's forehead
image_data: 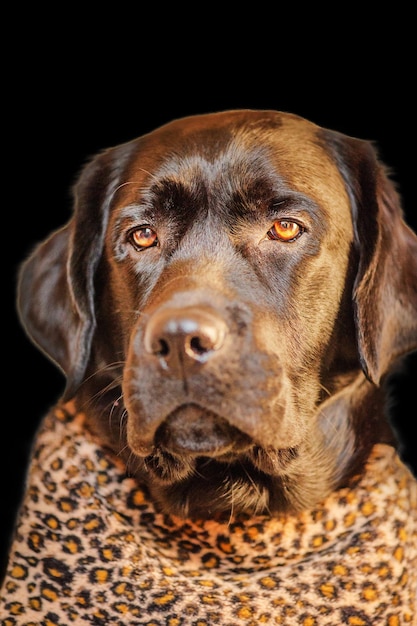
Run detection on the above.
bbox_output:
[114,110,350,217]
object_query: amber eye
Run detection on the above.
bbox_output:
[267,220,303,242]
[129,226,158,250]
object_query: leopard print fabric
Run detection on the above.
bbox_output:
[1,404,416,625]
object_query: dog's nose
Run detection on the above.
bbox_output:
[143,306,227,374]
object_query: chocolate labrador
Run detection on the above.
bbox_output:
[17,109,417,519]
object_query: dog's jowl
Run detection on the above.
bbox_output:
[3,110,417,624]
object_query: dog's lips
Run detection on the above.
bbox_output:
[125,402,252,458]
[127,402,301,497]
[155,403,253,457]
[133,403,300,490]
[129,402,300,466]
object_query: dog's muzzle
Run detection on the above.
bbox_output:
[142,305,252,457]
[124,295,302,481]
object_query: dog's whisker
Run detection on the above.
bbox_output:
[225,473,236,524]
[88,361,126,377]
[238,460,272,515]
[125,449,144,476]
[318,383,332,398]
[189,462,207,481]
[108,393,126,429]
[108,179,160,204]
[78,381,123,417]
[116,442,131,459]
[118,407,128,430]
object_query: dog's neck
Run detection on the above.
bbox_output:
[317,371,396,484]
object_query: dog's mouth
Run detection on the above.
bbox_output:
[155,403,253,457]
[136,403,299,499]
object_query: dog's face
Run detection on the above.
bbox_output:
[18,110,417,518]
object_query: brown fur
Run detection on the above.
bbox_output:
[18,110,417,518]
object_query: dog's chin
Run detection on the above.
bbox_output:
[145,453,301,519]
[127,403,300,518]
[146,459,274,519]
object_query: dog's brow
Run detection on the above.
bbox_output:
[227,193,321,226]
[114,203,153,224]
[265,193,319,217]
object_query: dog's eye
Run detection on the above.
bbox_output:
[267,220,303,242]
[129,226,158,250]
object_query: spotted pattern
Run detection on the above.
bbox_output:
[1,404,416,625]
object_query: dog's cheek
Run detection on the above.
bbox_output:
[97,254,151,349]
[253,307,321,415]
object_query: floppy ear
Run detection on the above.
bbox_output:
[17,226,83,395]
[17,145,132,400]
[341,137,417,384]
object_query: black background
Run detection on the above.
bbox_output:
[3,29,416,579]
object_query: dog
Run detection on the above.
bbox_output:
[3,109,417,624]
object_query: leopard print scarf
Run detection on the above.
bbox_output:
[1,404,416,625]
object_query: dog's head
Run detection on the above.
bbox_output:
[18,110,417,518]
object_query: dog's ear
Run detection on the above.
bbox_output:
[17,226,88,399]
[335,135,417,384]
[17,146,131,400]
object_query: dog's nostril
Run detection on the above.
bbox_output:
[185,325,224,357]
[157,339,170,357]
[189,336,209,355]
[144,306,228,371]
